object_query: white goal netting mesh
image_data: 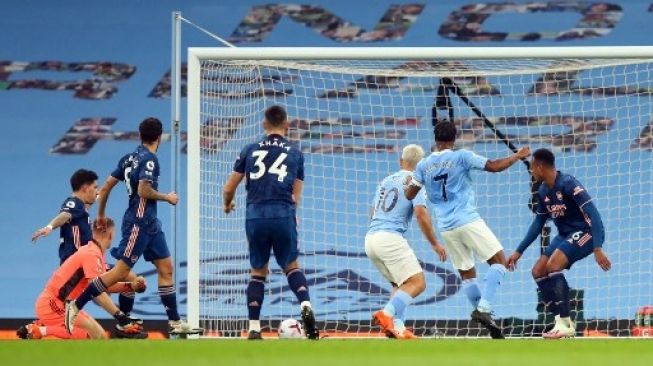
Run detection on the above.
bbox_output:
[191,57,653,337]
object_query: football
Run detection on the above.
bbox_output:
[278,318,304,339]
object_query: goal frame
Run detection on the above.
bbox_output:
[186,46,653,330]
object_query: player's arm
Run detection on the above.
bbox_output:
[31,211,72,243]
[484,146,531,172]
[414,204,446,262]
[404,164,424,200]
[97,176,119,220]
[223,172,244,214]
[293,151,305,208]
[224,145,249,214]
[570,181,610,271]
[105,277,146,294]
[137,180,178,205]
[508,214,548,270]
[292,179,303,207]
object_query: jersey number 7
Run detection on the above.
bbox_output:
[434,173,448,201]
[250,150,288,182]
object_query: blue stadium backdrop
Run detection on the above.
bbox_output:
[1,0,652,322]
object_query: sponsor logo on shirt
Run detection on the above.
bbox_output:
[573,186,585,196]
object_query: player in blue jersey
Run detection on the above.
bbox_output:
[31,169,145,337]
[405,120,530,339]
[223,105,319,340]
[367,144,447,339]
[32,169,98,263]
[507,148,610,339]
[64,117,198,336]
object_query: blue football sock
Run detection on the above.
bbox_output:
[478,264,507,312]
[394,305,406,330]
[383,290,412,317]
[247,276,266,320]
[119,292,135,314]
[535,276,559,315]
[159,285,180,322]
[286,269,310,303]
[75,277,106,309]
[461,278,481,308]
[549,272,570,318]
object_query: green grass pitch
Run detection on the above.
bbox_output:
[2,339,652,366]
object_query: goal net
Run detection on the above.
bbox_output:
[187,47,653,338]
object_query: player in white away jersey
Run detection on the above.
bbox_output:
[367,144,447,339]
[405,120,530,339]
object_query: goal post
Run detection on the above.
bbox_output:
[187,47,653,337]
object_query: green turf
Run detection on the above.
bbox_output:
[2,339,653,366]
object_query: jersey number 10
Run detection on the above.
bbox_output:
[250,150,288,182]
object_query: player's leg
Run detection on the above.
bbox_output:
[467,220,507,314]
[441,228,481,308]
[532,236,564,331]
[245,218,273,340]
[366,231,423,339]
[31,296,89,339]
[543,231,594,339]
[274,216,319,340]
[145,229,188,334]
[76,311,106,339]
[365,232,401,334]
[458,220,506,339]
[118,269,138,322]
[104,263,139,323]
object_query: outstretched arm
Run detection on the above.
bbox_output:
[31,212,72,242]
[484,146,531,172]
[507,214,547,270]
[414,205,446,262]
[223,172,244,214]
[515,214,548,255]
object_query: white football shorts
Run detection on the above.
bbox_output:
[441,219,503,271]
[364,231,423,286]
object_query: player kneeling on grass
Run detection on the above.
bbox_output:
[18,218,146,340]
[508,148,611,339]
[367,144,447,339]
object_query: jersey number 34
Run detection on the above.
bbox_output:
[250,150,288,182]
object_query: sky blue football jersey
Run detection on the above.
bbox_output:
[412,149,488,231]
[368,170,427,235]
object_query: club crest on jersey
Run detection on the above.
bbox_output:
[556,191,563,201]
[146,161,155,171]
[66,200,75,208]
[131,255,138,263]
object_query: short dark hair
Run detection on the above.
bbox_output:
[533,148,555,167]
[435,120,457,142]
[265,105,287,127]
[139,117,163,144]
[93,217,115,232]
[70,169,98,191]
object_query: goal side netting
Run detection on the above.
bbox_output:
[187,47,653,338]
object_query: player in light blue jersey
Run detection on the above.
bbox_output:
[367,144,447,339]
[405,120,530,339]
